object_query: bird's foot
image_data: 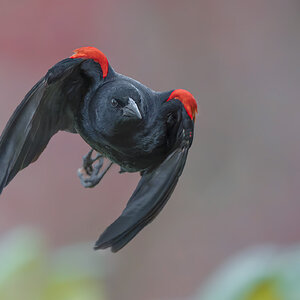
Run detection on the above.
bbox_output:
[77,149,113,188]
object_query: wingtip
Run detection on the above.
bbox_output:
[0,172,8,196]
[94,233,128,253]
[93,238,111,251]
[93,244,101,251]
[94,241,116,252]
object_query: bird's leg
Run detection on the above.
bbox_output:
[77,149,113,188]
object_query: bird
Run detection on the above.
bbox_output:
[0,46,197,252]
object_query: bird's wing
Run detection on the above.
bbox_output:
[0,58,103,194]
[95,109,194,252]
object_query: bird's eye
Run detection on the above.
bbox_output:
[111,99,118,107]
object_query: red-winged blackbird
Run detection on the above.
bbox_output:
[0,47,197,252]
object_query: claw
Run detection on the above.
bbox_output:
[82,149,102,176]
[77,149,113,188]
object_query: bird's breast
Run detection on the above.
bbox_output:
[93,138,167,173]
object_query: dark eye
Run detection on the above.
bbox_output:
[111,99,118,107]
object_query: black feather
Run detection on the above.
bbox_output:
[0,59,102,193]
[94,133,190,252]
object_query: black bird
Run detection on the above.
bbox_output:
[0,47,197,252]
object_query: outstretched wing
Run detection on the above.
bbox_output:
[95,109,194,252]
[0,58,103,194]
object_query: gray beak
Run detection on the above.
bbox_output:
[122,98,142,120]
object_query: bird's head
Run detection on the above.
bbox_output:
[90,81,143,138]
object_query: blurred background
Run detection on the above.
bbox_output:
[0,0,299,299]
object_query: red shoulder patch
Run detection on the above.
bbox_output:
[70,47,109,78]
[167,89,198,121]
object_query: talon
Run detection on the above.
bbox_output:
[82,149,97,175]
[78,149,113,188]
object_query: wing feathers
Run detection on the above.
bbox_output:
[94,147,189,252]
[0,79,47,192]
[0,59,102,194]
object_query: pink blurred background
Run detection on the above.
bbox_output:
[0,0,300,299]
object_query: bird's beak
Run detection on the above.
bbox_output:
[122,98,142,120]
